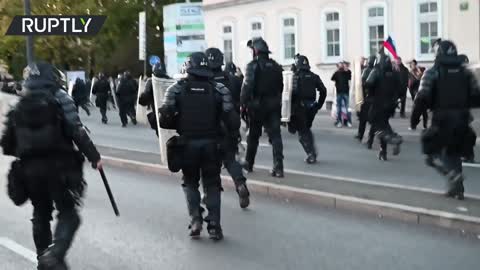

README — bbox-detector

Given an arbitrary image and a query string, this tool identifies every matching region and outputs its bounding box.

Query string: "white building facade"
[203,0,480,92]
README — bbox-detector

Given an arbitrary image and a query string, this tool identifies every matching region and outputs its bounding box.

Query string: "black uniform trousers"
[22,156,84,259]
[95,94,108,122]
[358,100,373,142]
[222,137,246,187]
[369,107,394,153]
[410,86,428,128]
[118,96,137,125]
[182,139,222,224]
[246,107,284,170]
[290,102,317,157]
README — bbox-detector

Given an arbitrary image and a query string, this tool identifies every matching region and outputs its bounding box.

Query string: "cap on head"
[294,54,310,71]
[205,47,224,69]
[183,52,214,78]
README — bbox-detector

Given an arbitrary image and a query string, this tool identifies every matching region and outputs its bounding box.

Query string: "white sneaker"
[347,122,353,128]
[336,122,343,128]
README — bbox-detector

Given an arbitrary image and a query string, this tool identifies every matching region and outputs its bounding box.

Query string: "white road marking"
[241,141,270,147]
[463,162,480,169]
[0,237,37,264]
[456,207,469,213]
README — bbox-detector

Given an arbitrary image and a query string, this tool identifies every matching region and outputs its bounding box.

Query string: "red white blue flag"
[383,36,398,60]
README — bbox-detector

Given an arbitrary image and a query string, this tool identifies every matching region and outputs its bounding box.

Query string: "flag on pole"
[383,36,398,60]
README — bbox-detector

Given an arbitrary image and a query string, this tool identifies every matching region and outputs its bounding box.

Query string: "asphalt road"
[80,107,480,196]
[0,157,479,270]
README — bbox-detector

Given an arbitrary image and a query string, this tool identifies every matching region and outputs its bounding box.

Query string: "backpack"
[14,89,65,157]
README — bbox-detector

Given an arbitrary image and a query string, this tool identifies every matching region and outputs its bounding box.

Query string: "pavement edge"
[102,156,480,234]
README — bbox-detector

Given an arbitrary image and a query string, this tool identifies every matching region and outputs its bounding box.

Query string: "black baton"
[99,168,120,216]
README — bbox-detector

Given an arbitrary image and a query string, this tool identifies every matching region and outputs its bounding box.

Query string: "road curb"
[102,156,480,234]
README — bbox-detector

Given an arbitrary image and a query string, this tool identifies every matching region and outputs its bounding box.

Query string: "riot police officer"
[1,62,102,270]
[92,73,111,124]
[72,78,90,116]
[356,56,376,146]
[116,71,138,127]
[206,47,250,208]
[365,54,403,161]
[288,54,327,164]
[240,37,285,177]
[139,61,171,136]
[411,40,480,200]
[159,52,240,240]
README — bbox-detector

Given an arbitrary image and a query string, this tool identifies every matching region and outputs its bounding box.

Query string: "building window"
[221,23,234,63]
[324,11,341,58]
[366,6,385,56]
[417,1,440,57]
[250,18,264,38]
[282,16,297,61]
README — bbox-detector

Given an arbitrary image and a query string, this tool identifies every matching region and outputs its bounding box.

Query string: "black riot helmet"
[152,61,167,78]
[23,61,67,90]
[376,53,393,72]
[224,62,237,75]
[367,55,376,68]
[294,54,310,71]
[205,47,224,69]
[183,52,214,78]
[247,37,271,54]
[435,39,458,58]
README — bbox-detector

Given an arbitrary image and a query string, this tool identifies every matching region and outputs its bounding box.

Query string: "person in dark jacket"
[355,55,376,145]
[395,57,409,118]
[159,52,240,240]
[71,78,90,116]
[289,54,327,164]
[240,38,285,178]
[1,62,102,270]
[365,53,403,161]
[409,59,428,128]
[411,40,480,200]
[331,62,352,127]
[139,61,171,136]
[92,73,111,124]
[205,47,250,209]
[116,71,138,127]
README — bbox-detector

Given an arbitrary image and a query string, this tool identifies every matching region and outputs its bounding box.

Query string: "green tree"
[0,0,178,79]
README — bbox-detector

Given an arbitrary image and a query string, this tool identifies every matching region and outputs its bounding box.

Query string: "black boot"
[188,217,203,239]
[305,154,317,164]
[378,150,387,161]
[445,172,465,200]
[37,248,69,270]
[270,163,284,178]
[242,160,253,172]
[207,221,224,241]
[183,185,203,237]
[236,183,250,209]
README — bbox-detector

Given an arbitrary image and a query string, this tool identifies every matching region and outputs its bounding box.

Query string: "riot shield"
[152,75,177,164]
[109,77,118,109]
[135,76,148,125]
[281,70,293,123]
[89,77,97,103]
[353,59,364,113]
[67,80,74,97]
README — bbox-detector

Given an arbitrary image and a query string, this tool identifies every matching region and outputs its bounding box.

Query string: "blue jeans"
[336,93,351,124]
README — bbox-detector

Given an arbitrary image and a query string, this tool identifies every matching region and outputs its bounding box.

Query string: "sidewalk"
[98,145,480,234]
